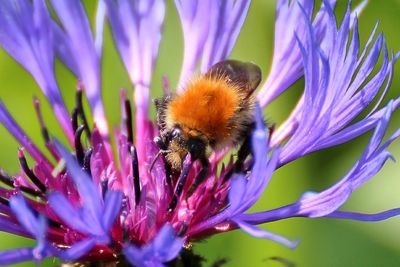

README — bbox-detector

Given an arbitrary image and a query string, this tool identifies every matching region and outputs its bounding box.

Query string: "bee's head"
[155,127,207,170]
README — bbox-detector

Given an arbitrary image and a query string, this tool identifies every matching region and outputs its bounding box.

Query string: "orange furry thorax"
[166,76,243,145]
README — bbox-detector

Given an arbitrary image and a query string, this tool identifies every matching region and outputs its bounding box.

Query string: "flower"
[0,0,399,266]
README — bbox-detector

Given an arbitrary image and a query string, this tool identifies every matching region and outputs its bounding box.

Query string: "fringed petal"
[0,0,73,141]
[273,1,397,165]
[104,0,165,159]
[123,223,183,267]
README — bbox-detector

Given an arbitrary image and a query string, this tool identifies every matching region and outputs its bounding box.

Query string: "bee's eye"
[170,128,181,139]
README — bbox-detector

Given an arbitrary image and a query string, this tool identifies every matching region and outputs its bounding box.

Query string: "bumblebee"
[154,60,262,211]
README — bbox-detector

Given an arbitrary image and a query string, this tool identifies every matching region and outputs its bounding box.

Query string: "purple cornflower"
[0,0,399,266]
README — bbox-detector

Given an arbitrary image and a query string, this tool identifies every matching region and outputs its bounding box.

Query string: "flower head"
[0,0,399,266]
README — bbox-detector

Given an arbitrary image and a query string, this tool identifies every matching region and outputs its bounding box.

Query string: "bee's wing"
[206,60,262,94]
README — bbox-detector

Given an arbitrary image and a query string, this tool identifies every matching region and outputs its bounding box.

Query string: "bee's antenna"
[149,150,162,172]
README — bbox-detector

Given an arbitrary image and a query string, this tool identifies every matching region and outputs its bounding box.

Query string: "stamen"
[149,151,162,172]
[101,179,108,199]
[121,89,133,144]
[33,97,50,144]
[178,222,189,237]
[0,170,43,198]
[130,146,141,205]
[76,82,91,138]
[74,125,85,166]
[83,148,93,176]
[71,107,79,134]
[168,154,193,212]
[124,99,133,145]
[18,149,46,193]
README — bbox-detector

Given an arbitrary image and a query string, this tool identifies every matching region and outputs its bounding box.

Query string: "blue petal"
[54,140,103,230]
[326,209,400,221]
[101,191,123,231]
[123,223,183,267]
[47,192,92,235]
[60,237,97,261]
[49,0,107,136]
[123,245,145,267]
[233,219,299,249]
[151,224,184,262]
[0,248,34,265]
[9,195,43,239]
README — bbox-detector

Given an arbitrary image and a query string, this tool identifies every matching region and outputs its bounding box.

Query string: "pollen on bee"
[166,76,242,144]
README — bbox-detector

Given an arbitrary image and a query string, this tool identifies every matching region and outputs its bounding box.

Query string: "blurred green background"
[1,0,400,266]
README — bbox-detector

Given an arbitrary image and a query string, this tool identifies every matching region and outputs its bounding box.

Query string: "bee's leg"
[234,134,252,173]
[186,156,209,197]
[168,156,193,212]
[223,134,252,182]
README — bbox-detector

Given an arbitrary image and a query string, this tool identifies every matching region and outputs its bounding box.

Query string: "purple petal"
[49,0,108,137]
[200,0,251,72]
[0,248,35,265]
[0,0,73,141]
[101,191,123,231]
[54,140,103,229]
[60,237,97,261]
[104,0,165,159]
[175,0,212,88]
[151,224,184,262]
[0,101,52,169]
[95,0,107,57]
[326,209,400,222]
[47,192,92,235]
[233,219,299,249]
[0,215,30,237]
[228,174,247,212]
[123,223,183,267]
[9,194,45,238]
[123,245,145,267]
[275,2,397,165]
[241,114,399,224]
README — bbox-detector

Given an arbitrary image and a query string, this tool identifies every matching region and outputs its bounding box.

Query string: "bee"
[154,60,262,211]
